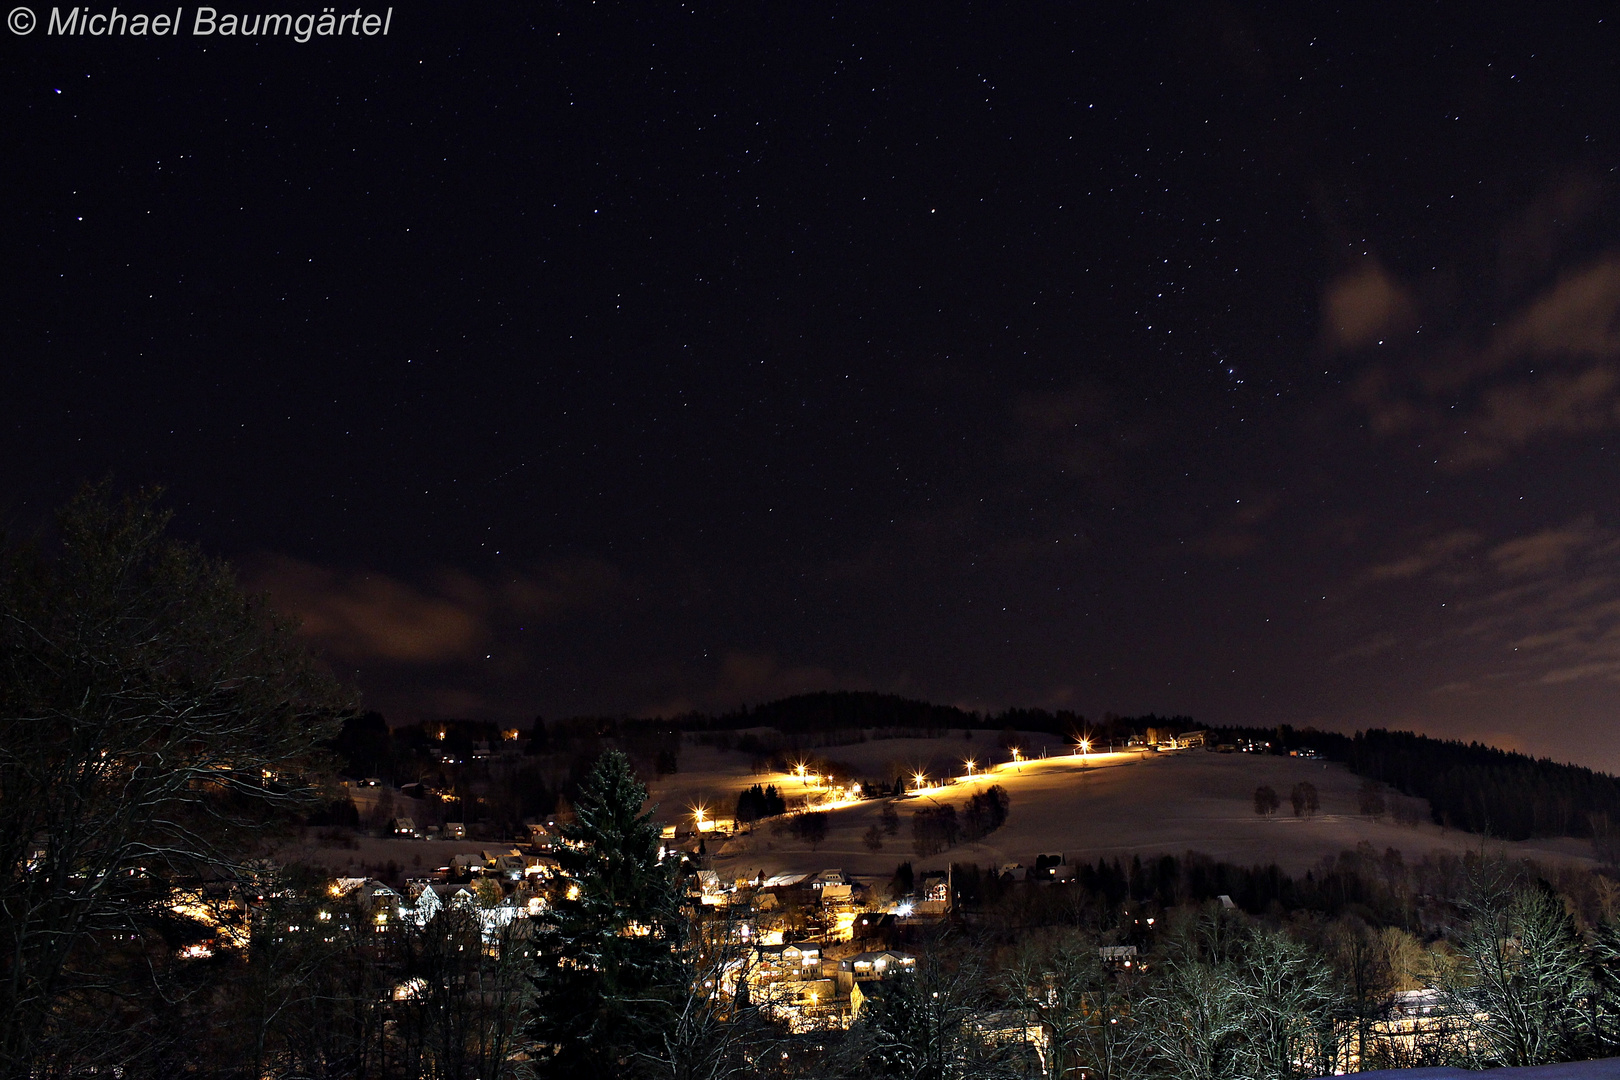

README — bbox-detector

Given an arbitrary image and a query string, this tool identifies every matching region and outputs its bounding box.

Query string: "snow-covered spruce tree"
[528,749,687,1078]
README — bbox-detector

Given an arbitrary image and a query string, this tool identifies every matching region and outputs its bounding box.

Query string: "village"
[152,723,1502,1059]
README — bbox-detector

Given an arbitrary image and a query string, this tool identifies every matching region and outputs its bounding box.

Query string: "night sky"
[8,5,1620,768]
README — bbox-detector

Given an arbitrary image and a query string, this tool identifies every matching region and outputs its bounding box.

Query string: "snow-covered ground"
[645,733,1597,879]
[1322,1058,1620,1078]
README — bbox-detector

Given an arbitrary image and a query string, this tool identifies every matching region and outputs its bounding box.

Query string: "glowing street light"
[1010,747,1022,764]
[963,760,976,778]
[1077,738,1092,756]
[913,772,928,791]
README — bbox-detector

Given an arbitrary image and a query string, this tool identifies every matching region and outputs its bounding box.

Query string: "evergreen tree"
[528,750,686,1077]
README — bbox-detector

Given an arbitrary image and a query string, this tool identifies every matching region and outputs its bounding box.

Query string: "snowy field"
[644,733,1597,879]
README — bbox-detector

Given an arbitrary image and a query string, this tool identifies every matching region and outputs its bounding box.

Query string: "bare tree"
[1002,928,1150,1080]
[1140,952,1253,1080]
[1142,906,1342,1080]
[845,944,1023,1079]
[793,811,829,851]
[1324,915,1397,1069]
[0,486,349,1078]
[1357,779,1388,819]
[387,900,534,1080]
[1253,786,1280,817]
[634,915,786,1080]
[1443,883,1596,1067]
[1241,925,1346,1079]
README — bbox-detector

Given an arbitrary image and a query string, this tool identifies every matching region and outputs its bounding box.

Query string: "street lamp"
[913,772,928,791]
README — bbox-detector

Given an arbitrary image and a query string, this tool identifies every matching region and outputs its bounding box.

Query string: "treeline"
[320,712,687,836]
[735,783,788,822]
[913,786,1011,856]
[1217,724,1620,841]
[674,690,1190,744]
[946,843,1574,933]
[1346,729,1620,839]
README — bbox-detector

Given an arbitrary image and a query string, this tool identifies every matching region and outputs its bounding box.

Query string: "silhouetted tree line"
[1216,724,1620,840]
[912,785,1011,856]
[949,846,1440,930]
[735,783,789,822]
[962,785,1011,841]
[670,690,1192,746]
[912,805,959,855]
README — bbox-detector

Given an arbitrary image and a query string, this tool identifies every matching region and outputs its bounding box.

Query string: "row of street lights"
[685,739,1108,832]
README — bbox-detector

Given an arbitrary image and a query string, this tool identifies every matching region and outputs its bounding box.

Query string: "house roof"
[755,942,821,957]
[760,873,809,889]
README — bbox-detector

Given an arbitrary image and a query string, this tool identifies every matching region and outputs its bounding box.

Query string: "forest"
[1216,724,1620,841]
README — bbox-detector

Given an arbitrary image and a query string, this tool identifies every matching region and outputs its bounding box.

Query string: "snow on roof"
[760,873,809,889]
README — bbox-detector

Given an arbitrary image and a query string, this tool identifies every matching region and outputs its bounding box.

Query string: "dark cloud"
[500,557,629,619]
[1349,245,1620,469]
[245,554,628,666]
[1321,260,1416,353]
[1190,494,1281,560]
[247,555,488,664]
[1496,174,1609,294]
[1361,530,1483,584]
[1356,519,1620,691]
[1009,384,1160,484]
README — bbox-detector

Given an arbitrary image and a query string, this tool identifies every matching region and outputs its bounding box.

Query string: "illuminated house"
[1097,945,1138,968]
[695,870,731,905]
[752,941,823,983]
[840,949,916,981]
[913,872,951,914]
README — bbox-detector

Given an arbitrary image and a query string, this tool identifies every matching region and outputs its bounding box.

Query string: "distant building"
[852,911,897,944]
[841,949,915,981]
[1034,853,1066,880]
[1098,945,1138,968]
[753,942,823,984]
